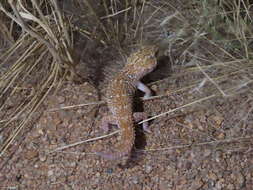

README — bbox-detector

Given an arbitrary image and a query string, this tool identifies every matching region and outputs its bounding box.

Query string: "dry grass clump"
[0,0,81,156]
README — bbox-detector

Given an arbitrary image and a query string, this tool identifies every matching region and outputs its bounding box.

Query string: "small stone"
[185,162,192,170]
[212,115,224,126]
[132,176,138,184]
[39,152,47,162]
[216,178,225,189]
[25,150,38,160]
[217,132,225,139]
[209,172,217,181]
[227,183,235,190]
[203,149,212,157]
[48,170,54,176]
[234,172,245,188]
[190,178,203,189]
[52,116,62,126]
[57,96,65,103]
[215,151,223,162]
[106,168,113,174]
[69,162,76,167]
[38,129,44,135]
[151,84,158,91]
[145,165,152,173]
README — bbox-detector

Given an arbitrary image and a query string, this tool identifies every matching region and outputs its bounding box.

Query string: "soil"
[1,1,253,189]
[1,61,253,189]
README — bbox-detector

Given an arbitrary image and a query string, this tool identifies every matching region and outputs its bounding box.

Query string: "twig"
[47,101,105,112]
[49,130,120,153]
[140,136,253,152]
[100,6,132,19]
[196,62,227,96]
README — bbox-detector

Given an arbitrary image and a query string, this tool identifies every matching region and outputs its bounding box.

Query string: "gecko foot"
[100,112,150,133]
[137,81,152,100]
[100,115,116,133]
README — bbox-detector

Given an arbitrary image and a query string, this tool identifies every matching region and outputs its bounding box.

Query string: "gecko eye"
[147,55,155,59]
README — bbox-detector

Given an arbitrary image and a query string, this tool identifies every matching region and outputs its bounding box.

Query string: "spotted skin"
[96,45,158,160]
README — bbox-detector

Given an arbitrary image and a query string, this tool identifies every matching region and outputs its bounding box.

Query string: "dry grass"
[0,0,253,157]
[0,0,80,156]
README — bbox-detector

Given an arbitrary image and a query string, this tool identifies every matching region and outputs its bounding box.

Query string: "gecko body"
[96,45,158,160]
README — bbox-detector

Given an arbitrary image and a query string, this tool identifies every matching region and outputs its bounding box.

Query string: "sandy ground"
[1,61,253,189]
[1,1,253,189]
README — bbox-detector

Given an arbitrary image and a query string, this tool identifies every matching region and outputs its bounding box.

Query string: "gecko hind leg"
[100,115,117,133]
[100,113,150,133]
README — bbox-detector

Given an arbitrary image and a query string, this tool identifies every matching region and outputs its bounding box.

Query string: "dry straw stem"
[47,100,105,112]
[0,20,14,44]
[49,130,120,153]
[100,6,132,19]
[195,62,227,97]
[83,0,109,40]
[71,23,107,45]
[142,135,253,153]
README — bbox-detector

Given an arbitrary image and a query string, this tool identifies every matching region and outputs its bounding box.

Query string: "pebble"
[234,172,245,188]
[208,172,217,181]
[145,165,152,173]
[39,152,47,162]
[25,150,38,160]
[204,149,212,157]
[57,96,65,103]
[227,183,235,190]
[216,178,225,189]
[48,170,54,176]
[106,168,113,174]
[190,178,203,189]
[132,176,139,184]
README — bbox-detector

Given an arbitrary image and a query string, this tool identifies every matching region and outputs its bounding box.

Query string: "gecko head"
[126,45,159,80]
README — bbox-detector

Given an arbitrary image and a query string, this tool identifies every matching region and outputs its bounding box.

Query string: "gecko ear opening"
[154,47,160,57]
[155,50,159,57]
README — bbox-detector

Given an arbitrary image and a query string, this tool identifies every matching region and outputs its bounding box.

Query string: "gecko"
[96,45,158,160]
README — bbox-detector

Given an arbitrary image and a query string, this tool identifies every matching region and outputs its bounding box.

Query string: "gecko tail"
[95,138,134,160]
[95,122,135,160]
[95,149,130,160]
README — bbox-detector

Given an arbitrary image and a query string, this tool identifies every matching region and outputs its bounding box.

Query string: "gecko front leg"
[137,81,152,99]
